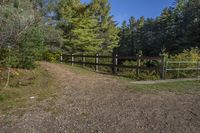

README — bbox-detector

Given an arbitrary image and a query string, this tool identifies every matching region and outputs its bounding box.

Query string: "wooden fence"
[61,54,165,79]
[165,61,200,78]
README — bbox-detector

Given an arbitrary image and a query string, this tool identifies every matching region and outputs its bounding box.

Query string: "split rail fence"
[61,54,165,79]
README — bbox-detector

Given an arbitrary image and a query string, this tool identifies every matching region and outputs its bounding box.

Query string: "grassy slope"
[0,64,57,114]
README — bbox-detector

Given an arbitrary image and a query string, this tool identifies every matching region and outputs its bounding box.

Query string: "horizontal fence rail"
[166,61,200,71]
[165,61,200,78]
[61,53,165,79]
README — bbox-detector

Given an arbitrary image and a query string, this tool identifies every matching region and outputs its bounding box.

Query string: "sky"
[81,0,175,25]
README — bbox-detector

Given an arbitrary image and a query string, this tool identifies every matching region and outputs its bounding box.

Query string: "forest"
[0,0,200,69]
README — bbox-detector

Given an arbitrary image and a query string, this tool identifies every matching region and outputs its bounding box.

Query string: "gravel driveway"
[1,62,200,133]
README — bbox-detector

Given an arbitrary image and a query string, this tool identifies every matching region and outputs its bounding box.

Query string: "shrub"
[121,60,160,80]
[169,47,200,61]
[43,50,61,62]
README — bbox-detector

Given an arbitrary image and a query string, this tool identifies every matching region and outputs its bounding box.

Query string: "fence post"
[60,54,63,64]
[160,55,165,79]
[95,53,99,72]
[136,54,141,77]
[197,61,200,78]
[114,54,118,74]
[112,53,118,74]
[177,61,181,79]
[82,54,86,67]
[71,54,74,66]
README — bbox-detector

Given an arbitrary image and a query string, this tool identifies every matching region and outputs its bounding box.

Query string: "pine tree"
[58,0,104,53]
[128,16,137,55]
[68,15,103,53]
[90,0,119,53]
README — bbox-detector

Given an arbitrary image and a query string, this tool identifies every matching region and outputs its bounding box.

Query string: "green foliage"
[123,60,137,66]
[43,25,63,49]
[58,0,103,53]
[58,0,119,53]
[90,0,119,53]
[0,0,57,69]
[117,0,200,56]
[67,16,103,52]
[43,50,61,62]
[13,0,19,8]
[166,48,200,78]
[19,26,45,59]
[169,47,200,61]
[121,60,160,80]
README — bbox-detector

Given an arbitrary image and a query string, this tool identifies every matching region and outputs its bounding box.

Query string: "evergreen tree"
[117,0,200,56]
[67,14,103,52]
[90,0,119,53]
[58,0,104,53]
[117,21,128,55]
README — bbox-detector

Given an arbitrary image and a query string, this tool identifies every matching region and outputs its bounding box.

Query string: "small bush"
[120,60,160,80]
[169,48,200,61]
[43,50,61,62]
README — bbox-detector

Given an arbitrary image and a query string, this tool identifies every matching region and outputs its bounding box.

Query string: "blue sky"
[81,0,174,25]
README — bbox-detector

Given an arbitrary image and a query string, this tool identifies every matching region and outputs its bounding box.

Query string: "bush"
[169,47,200,61]
[120,60,160,80]
[0,26,46,69]
[43,50,61,62]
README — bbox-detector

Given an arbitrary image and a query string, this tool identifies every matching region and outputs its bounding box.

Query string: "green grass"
[0,64,57,114]
[124,80,200,92]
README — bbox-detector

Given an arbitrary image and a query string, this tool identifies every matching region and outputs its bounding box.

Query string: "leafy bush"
[169,48,200,61]
[43,50,62,62]
[120,60,160,80]
[0,2,46,69]
[123,60,137,66]
[17,26,45,69]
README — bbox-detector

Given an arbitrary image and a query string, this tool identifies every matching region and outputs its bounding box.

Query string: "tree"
[58,0,104,53]
[117,0,200,56]
[66,15,103,52]
[0,0,45,68]
[90,0,119,53]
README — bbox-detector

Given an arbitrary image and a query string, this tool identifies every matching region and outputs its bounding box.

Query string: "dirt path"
[1,62,200,133]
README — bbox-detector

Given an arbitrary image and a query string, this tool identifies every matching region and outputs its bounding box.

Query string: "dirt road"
[1,62,200,133]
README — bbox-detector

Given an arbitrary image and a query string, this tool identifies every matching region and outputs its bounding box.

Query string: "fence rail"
[61,53,165,79]
[165,61,200,78]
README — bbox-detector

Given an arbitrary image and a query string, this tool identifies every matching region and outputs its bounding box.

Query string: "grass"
[0,64,57,114]
[123,79,200,93]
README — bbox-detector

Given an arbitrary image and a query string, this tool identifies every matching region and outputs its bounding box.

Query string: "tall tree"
[58,0,104,53]
[90,0,119,53]
[117,0,200,56]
